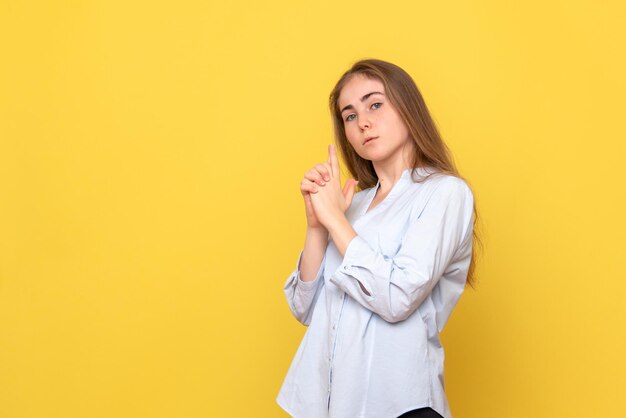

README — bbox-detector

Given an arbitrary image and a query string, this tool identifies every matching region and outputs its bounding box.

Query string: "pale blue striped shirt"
[277,166,475,418]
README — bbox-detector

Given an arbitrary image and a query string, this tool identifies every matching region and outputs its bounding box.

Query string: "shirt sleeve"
[283,249,326,326]
[329,177,474,323]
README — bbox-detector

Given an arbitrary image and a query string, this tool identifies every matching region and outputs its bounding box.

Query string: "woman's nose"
[358,116,371,130]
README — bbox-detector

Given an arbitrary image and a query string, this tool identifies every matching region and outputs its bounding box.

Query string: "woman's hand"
[300,144,358,230]
[300,164,328,229]
[308,144,358,229]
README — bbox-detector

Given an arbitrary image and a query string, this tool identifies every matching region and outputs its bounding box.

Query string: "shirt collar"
[374,167,421,189]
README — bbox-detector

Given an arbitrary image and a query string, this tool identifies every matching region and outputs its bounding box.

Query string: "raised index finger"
[328,143,340,179]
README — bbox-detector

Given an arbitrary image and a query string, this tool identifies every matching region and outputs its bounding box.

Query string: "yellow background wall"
[1,1,624,417]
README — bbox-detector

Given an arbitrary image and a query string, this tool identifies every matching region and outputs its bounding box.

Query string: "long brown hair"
[328,58,482,288]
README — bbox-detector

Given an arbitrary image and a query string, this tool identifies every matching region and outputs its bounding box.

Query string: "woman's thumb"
[343,178,359,204]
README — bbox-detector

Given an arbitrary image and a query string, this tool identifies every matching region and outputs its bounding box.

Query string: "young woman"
[276,59,481,418]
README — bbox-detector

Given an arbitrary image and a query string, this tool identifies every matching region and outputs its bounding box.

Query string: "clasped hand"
[300,144,359,230]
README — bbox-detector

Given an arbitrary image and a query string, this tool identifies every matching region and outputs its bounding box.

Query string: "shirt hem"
[394,401,447,418]
[276,394,296,418]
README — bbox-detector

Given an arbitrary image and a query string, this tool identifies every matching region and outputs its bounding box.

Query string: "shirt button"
[332,324,336,330]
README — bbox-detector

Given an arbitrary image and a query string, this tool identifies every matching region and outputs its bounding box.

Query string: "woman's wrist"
[306,225,329,236]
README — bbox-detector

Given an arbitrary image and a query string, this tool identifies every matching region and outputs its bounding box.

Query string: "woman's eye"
[344,103,382,122]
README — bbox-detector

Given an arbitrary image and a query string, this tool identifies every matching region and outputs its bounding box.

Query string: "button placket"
[327,293,347,412]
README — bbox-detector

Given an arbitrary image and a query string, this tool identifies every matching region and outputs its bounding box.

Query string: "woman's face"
[338,74,411,163]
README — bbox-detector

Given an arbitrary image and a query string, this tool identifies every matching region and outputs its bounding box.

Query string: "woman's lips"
[364,136,378,145]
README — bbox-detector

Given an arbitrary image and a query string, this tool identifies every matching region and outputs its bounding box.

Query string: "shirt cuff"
[329,235,373,288]
[293,249,325,290]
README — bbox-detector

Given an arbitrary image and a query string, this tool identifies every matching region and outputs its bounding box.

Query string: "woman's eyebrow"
[340,91,384,114]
